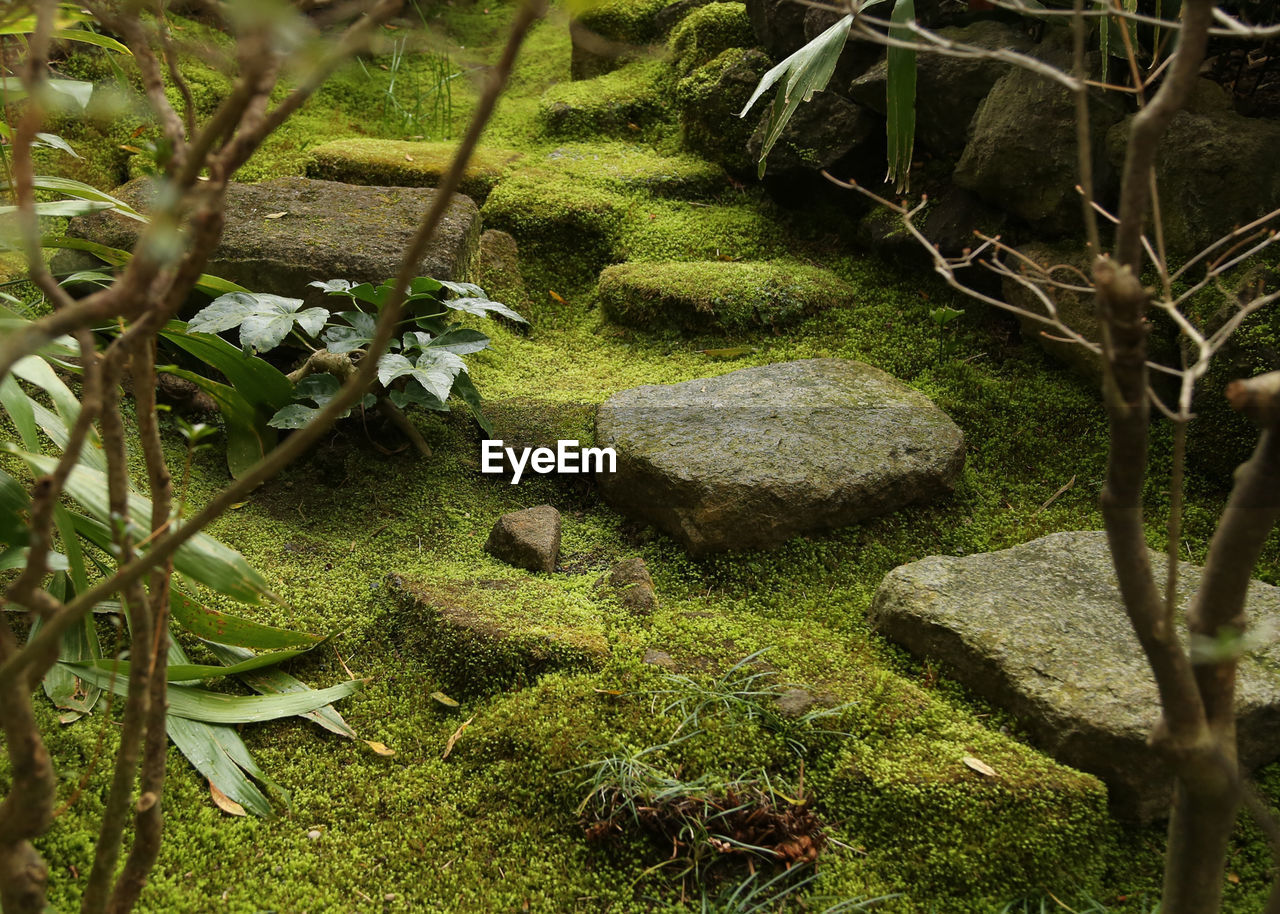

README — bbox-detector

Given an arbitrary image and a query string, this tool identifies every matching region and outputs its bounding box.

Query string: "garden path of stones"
[63,123,1280,826]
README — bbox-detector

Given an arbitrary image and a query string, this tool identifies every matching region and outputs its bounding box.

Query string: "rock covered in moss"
[1107,79,1280,258]
[384,575,608,695]
[485,505,562,573]
[675,47,772,174]
[58,176,480,294]
[954,47,1123,235]
[481,173,628,281]
[596,358,966,555]
[538,145,727,199]
[596,556,659,614]
[571,0,683,78]
[746,91,878,177]
[668,2,755,78]
[478,229,529,315]
[871,530,1280,822]
[305,139,521,202]
[598,259,853,333]
[538,60,669,138]
[850,20,1034,158]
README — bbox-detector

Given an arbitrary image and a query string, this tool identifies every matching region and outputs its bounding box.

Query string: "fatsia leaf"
[377,349,466,401]
[268,403,321,429]
[322,311,378,354]
[190,292,327,352]
[739,14,852,178]
[425,328,491,355]
[309,279,353,294]
[885,0,917,192]
[67,663,364,724]
[442,295,527,324]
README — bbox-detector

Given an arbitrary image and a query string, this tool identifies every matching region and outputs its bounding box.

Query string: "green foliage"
[185,275,526,442]
[667,2,755,79]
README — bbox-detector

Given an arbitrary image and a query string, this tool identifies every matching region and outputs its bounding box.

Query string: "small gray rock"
[775,687,818,718]
[871,530,1280,822]
[484,505,562,573]
[596,359,965,555]
[643,647,677,669]
[597,556,659,615]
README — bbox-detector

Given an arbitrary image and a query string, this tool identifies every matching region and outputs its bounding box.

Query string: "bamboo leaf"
[166,717,276,817]
[71,644,313,682]
[13,452,273,604]
[160,366,277,479]
[170,585,324,651]
[65,664,363,724]
[886,0,916,192]
[159,321,293,411]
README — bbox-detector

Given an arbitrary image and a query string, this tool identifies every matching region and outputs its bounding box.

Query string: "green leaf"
[67,664,364,724]
[322,311,378,354]
[189,292,327,352]
[206,642,360,739]
[0,374,39,449]
[15,452,273,604]
[159,366,277,479]
[34,132,80,158]
[159,321,294,411]
[52,26,132,56]
[170,584,324,651]
[32,573,102,721]
[377,349,465,401]
[886,0,917,193]
[308,279,353,294]
[451,372,492,436]
[0,199,115,218]
[442,295,527,324]
[426,328,491,355]
[739,14,852,179]
[165,716,278,817]
[267,403,322,430]
[71,645,314,682]
[28,176,146,222]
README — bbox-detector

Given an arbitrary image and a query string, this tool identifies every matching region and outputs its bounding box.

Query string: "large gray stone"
[56,176,480,296]
[871,530,1280,822]
[595,358,965,555]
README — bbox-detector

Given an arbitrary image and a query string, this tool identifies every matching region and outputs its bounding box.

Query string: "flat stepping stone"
[595,358,965,554]
[598,259,854,333]
[58,176,480,295]
[538,60,668,138]
[871,530,1280,822]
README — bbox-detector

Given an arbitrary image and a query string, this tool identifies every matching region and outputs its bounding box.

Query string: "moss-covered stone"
[537,60,669,139]
[675,46,771,174]
[598,259,854,333]
[571,0,683,78]
[384,574,609,696]
[480,173,630,282]
[478,229,530,313]
[817,722,1110,907]
[532,143,728,198]
[621,198,788,262]
[668,1,755,78]
[306,139,522,202]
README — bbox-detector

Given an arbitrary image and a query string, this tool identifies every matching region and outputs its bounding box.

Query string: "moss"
[382,574,610,696]
[306,139,522,202]
[526,143,728,198]
[674,46,771,174]
[598,259,855,333]
[667,2,755,79]
[620,197,788,262]
[575,0,685,47]
[537,60,670,139]
[480,173,631,283]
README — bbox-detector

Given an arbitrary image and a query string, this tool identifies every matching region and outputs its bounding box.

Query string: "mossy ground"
[7,1,1280,912]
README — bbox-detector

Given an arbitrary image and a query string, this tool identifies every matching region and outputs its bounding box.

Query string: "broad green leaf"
[52,26,132,56]
[377,349,465,401]
[189,292,327,352]
[267,403,322,430]
[159,366,276,479]
[0,199,114,218]
[739,14,852,179]
[25,176,145,222]
[322,311,378,354]
[171,584,324,651]
[33,572,102,721]
[886,0,917,192]
[309,279,353,294]
[207,642,360,739]
[442,296,527,324]
[425,328,491,355]
[72,645,313,682]
[160,321,294,411]
[387,385,449,411]
[166,716,277,817]
[67,664,363,723]
[16,452,273,604]
[451,372,492,437]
